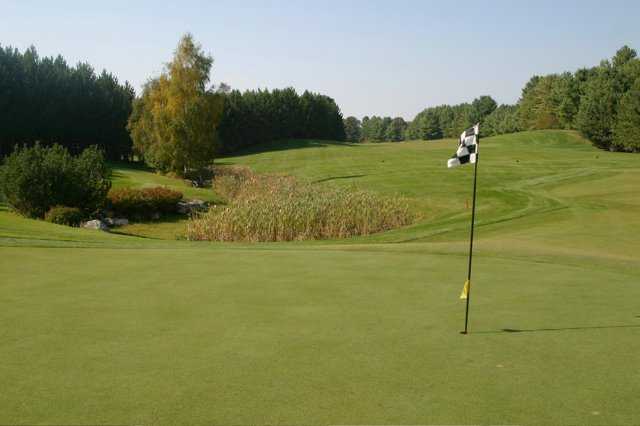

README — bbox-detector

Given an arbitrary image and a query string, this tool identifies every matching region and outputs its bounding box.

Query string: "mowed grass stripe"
[1,129,639,424]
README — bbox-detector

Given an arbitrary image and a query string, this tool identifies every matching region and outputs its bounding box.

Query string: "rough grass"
[1,130,639,425]
[107,162,221,239]
[187,169,413,241]
[110,161,221,203]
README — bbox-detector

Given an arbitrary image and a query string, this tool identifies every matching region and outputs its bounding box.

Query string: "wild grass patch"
[186,167,414,242]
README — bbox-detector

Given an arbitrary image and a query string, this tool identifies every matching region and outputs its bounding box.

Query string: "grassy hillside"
[108,163,222,239]
[1,130,639,425]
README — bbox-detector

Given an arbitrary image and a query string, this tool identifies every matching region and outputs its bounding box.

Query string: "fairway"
[1,130,639,425]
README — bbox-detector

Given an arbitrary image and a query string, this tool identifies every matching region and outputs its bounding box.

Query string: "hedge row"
[107,187,183,219]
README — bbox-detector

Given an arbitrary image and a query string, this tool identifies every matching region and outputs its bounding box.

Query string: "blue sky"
[3,0,640,119]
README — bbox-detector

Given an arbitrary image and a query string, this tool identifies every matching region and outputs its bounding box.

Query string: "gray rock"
[104,217,129,227]
[178,199,209,215]
[82,219,108,231]
[113,218,129,226]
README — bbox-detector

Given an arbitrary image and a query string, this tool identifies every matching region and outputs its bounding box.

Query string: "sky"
[3,0,640,119]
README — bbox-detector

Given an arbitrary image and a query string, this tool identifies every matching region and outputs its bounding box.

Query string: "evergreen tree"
[553,72,580,129]
[483,105,521,136]
[576,71,618,150]
[0,43,133,160]
[612,79,640,152]
[384,117,407,142]
[470,95,497,124]
[518,75,562,130]
[216,88,345,152]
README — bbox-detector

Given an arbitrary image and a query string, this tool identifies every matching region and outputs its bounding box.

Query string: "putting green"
[1,130,638,425]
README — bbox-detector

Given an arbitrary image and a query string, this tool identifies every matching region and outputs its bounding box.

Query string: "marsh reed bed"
[186,166,413,242]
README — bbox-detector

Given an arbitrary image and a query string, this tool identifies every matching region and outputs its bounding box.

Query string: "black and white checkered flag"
[447,124,479,168]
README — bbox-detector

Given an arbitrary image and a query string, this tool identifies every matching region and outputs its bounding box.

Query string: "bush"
[107,186,183,219]
[0,144,111,218]
[188,173,414,242]
[612,82,640,152]
[44,206,84,226]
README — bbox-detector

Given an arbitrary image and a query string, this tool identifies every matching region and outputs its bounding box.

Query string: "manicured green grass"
[1,130,639,425]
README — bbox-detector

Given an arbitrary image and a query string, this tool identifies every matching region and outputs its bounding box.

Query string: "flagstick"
[462,135,479,335]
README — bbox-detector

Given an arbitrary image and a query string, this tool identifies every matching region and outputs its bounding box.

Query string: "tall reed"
[187,168,414,242]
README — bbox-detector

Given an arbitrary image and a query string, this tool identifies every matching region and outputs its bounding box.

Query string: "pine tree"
[576,72,618,150]
[612,80,640,152]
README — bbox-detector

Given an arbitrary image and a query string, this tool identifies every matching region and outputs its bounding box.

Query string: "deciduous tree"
[128,34,224,176]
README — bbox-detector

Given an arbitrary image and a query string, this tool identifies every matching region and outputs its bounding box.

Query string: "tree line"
[217,87,345,153]
[0,41,346,170]
[343,95,501,143]
[0,44,135,160]
[2,40,638,172]
[345,46,640,152]
[128,35,346,177]
[517,45,640,152]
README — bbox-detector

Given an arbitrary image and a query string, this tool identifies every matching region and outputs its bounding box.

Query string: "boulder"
[113,218,129,226]
[178,199,209,215]
[188,179,212,188]
[104,217,129,227]
[82,219,108,231]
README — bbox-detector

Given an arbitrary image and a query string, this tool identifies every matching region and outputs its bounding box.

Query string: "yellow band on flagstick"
[460,279,470,300]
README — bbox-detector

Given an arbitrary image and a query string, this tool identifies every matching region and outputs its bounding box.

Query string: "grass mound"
[187,168,413,241]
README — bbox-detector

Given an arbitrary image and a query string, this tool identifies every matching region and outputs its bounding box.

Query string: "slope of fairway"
[1,130,639,425]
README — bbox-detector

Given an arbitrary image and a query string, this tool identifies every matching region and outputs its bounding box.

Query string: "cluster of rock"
[177,199,208,215]
[82,217,129,230]
[81,199,208,231]
[104,217,129,227]
[187,178,212,188]
[81,219,110,230]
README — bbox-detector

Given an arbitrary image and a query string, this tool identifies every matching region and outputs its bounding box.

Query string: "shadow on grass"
[313,174,366,184]
[107,213,190,240]
[222,139,359,158]
[107,229,158,239]
[473,324,640,334]
[108,161,152,172]
[125,213,187,225]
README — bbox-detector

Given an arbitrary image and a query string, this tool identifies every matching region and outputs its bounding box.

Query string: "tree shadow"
[313,174,366,184]
[473,324,640,334]
[108,161,151,172]
[223,139,358,158]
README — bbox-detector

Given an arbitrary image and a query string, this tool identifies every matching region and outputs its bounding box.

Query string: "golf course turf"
[1,130,639,424]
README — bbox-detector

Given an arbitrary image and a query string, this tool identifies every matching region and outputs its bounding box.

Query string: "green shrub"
[44,206,84,226]
[612,82,640,152]
[0,144,111,218]
[108,186,183,219]
[188,173,414,242]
